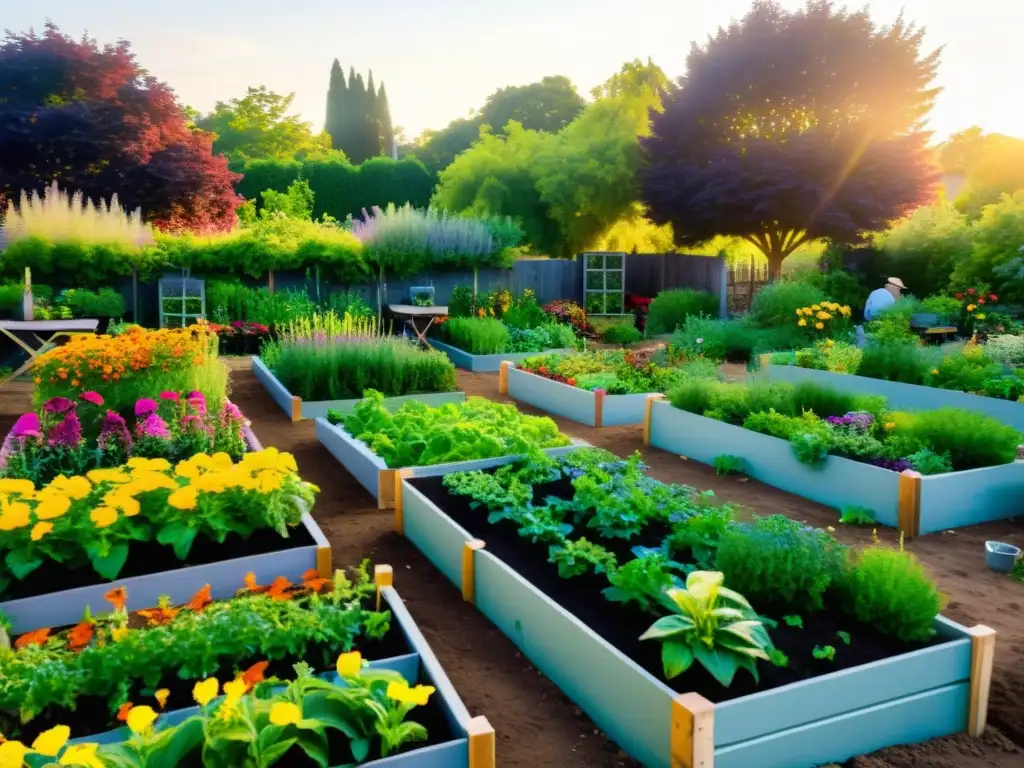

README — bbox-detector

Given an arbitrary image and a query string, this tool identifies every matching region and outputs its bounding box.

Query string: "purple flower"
[79,391,104,406]
[135,398,159,417]
[48,411,82,447]
[43,397,76,415]
[137,413,171,439]
[159,391,180,402]
[11,412,41,438]
[98,411,133,453]
[871,457,912,473]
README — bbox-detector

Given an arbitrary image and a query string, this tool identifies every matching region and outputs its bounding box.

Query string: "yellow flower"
[811,304,822,311]
[0,740,29,765]
[815,322,824,330]
[31,521,54,541]
[825,339,835,347]
[127,705,158,734]
[0,479,35,496]
[34,493,71,520]
[155,688,170,709]
[210,452,234,471]
[839,305,851,316]
[976,313,986,320]
[268,702,302,726]
[816,311,831,320]
[884,422,896,431]
[0,499,31,531]
[105,491,140,517]
[127,457,171,472]
[193,677,219,706]
[931,368,939,375]
[336,651,363,677]
[59,743,104,767]
[797,319,807,327]
[168,486,199,511]
[111,626,129,642]
[86,468,131,485]
[223,678,246,706]
[90,506,119,528]
[257,471,283,493]
[386,681,435,707]
[966,304,976,312]
[126,471,177,493]
[795,308,804,316]
[31,724,70,756]
[175,461,202,481]
[51,475,92,501]
[192,472,228,493]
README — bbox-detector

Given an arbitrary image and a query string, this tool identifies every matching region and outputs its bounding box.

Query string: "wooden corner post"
[374,564,394,612]
[672,693,715,768]
[467,715,496,768]
[462,539,486,603]
[897,470,922,539]
[498,360,511,394]
[394,469,413,535]
[316,545,332,580]
[593,388,606,428]
[289,396,302,422]
[967,625,996,737]
[758,352,773,372]
[643,393,665,446]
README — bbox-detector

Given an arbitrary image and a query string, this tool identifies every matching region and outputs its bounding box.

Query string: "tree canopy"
[195,86,336,163]
[324,61,395,164]
[412,76,587,176]
[939,127,1024,219]
[641,0,942,278]
[0,23,240,233]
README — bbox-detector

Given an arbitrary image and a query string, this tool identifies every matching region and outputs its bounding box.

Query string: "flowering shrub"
[209,320,273,355]
[544,299,593,335]
[0,565,389,735]
[32,323,226,415]
[521,350,718,395]
[1,391,248,486]
[794,301,853,337]
[0,448,317,590]
[955,286,1000,335]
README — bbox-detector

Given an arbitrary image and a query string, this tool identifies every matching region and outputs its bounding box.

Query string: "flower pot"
[984,540,1021,573]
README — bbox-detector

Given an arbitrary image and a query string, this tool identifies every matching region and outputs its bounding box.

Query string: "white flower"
[696,338,704,344]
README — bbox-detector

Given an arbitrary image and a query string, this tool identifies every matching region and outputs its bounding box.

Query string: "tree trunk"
[767,251,785,281]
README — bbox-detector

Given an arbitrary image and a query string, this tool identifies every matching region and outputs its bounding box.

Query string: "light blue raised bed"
[251,356,465,421]
[316,416,585,509]
[396,467,996,768]
[502,363,654,427]
[645,397,1024,536]
[428,339,573,373]
[68,571,496,768]
[763,362,1024,432]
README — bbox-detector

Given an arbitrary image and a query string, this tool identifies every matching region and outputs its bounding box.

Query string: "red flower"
[955,293,963,300]
[978,298,986,304]
[967,288,975,294]
[990,294,998,301]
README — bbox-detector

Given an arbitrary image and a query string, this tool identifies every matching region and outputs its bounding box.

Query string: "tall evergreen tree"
[365,71,384,158]
[377,82,395,158]
[348,71,367,163]
[324,59,348,151]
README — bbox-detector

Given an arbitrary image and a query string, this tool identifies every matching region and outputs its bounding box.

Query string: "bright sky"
[9,1,1023,143]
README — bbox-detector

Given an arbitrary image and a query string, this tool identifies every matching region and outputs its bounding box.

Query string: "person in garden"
[863,277,907,321]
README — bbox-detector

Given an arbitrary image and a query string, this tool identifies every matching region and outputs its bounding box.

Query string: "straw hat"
[887,277,907,290]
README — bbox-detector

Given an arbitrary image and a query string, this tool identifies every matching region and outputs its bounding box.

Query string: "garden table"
[0,319,99,385]
[388,304,448,347]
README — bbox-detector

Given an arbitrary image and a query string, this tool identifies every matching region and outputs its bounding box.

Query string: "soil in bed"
[0,524,317,602]
[4,597,417,742]
[409,472,944,704]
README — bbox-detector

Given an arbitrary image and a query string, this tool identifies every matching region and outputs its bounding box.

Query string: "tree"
[939,127,1024,218]
[365,72,384,159]
[377,83,395,157]
[325,59,348,152]
[323,65,394,165]
[0,23,239,232]
[640,0,942,280]
[196,86,334,163]
[412,76,586,175]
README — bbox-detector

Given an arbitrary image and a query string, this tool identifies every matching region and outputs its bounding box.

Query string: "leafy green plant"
[750,280,826,329]
[812,645,836,661]
[838,506,876,525]
[836,630,851,645]
[712,455,745,476]
[603,551,686,615]
[639,571,773,686]
[895,407,1020,471]
[646,289,719,335]
[906,448,953,476]
[336,392,570,468]
[442,317,509,355]
[442,470,532,511]
[782,614,803,628]
[548,538,618,578]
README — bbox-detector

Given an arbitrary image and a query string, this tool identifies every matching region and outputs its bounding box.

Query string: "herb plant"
[712,455,745,476]
[548,538,618,579]
[812,645,836,661]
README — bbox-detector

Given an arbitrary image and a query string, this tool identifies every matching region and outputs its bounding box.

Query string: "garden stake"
[897,470,922,538]
[672,693,714,768]
[462,540,486,603]
[467,715,496,768]
[968,625,996,736]
[374,564,393,612]
[394,468,414,535]
[499,360,511,394]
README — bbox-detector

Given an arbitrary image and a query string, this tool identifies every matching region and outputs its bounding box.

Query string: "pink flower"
[135,398,159,417]
[79,391,104,406]
[159,392,180,402]
[137,413,171,439]
[11,412,41,438]
[220,401,244,425]
[43,397,76,414]
[98,412,132,453]
[48,411,82,447]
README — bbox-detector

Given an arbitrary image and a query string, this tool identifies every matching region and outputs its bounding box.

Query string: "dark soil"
[0,524,316,601]
[409,472,942,703]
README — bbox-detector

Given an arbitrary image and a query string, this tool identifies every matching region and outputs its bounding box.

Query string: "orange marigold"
[67,621,95,652]
[104,586,127,613]
[265,577,293,601]
[137,606,179,626]
[243,572,267,593]
[116,702,133,722]
[14,627,51,649]
[301,568,330,593]
[187,584,213,613]
[241,660,269,692]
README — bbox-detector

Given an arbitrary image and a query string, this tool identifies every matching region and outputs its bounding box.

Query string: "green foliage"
[236,156,435,223]
[443,470,532,511]
[838,505,876,525]
[671,316,806,364]
[522,348,717,395]
[54,287,126,318]
[260,179,315,220]
[548,538,618,578]
[750,280,827,328]
[714,516,848,614]
[985,335,1024,366]
[895,407,1020,471]
[590,316,643,344]
[639,570,773,686]
[646,289,719,335]
[874,202,971,298]
[443,317,510,355]
[837,544,946,642]
[336,392,570,468]
[812,645,836,661]
[712,455,745,476]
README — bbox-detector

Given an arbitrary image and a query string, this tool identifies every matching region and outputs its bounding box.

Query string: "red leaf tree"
[0,23,239,232]
[640,1,942,280]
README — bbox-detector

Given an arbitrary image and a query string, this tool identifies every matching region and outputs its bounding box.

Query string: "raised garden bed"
[762,359,1024,432]
[317,396,581,508]
[643,395,1024,536]
[428,338,573,372]
[394,451,995,768]
[41,567,494,767]
[252,355,466,421]
[501,362,655,427]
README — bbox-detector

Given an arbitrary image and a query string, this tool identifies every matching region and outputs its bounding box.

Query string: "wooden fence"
[726,263,771,313]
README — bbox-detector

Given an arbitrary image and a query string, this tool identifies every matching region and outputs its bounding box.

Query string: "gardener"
[863,277,907,321]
